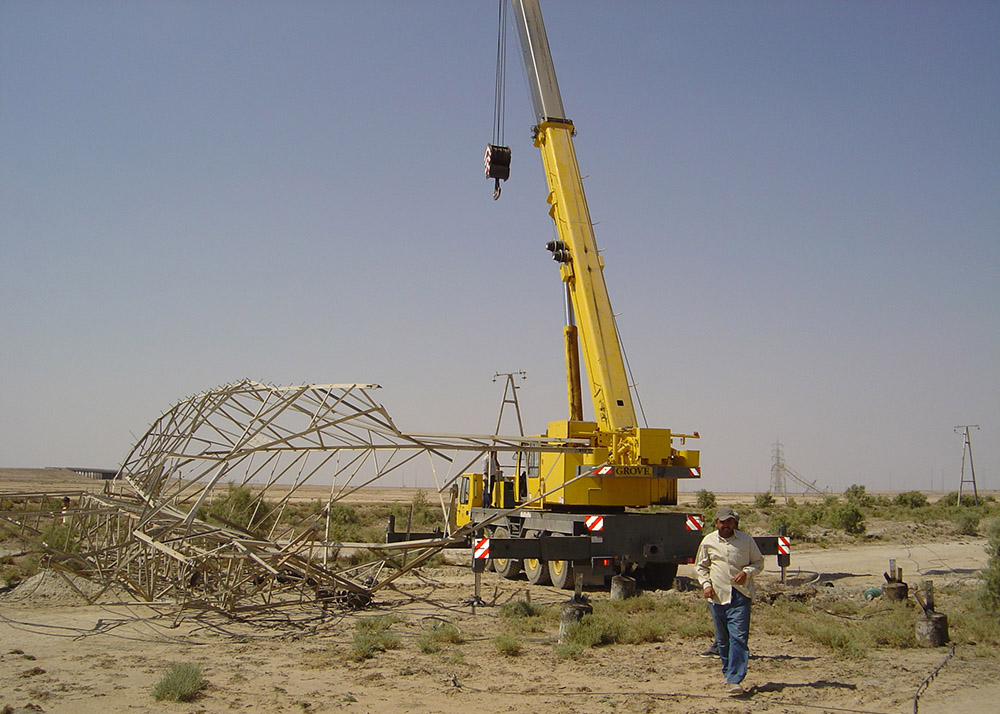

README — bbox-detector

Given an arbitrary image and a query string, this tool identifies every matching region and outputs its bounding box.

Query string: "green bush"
[696,489,717,511]
[979,518,1000,618]
[956,510,980,536]
[893,491,929,509]
[200,485,276,535]
[389,490,445,531]
[40,523,80,553]
[754,492,775,509]
[938,492,961,507]
[766,500,825,541]
[152,662,205,702]
[844,484,874,507]
[824,501,866,535]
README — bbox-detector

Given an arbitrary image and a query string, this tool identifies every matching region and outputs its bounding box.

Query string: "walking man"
[695,506,764,696]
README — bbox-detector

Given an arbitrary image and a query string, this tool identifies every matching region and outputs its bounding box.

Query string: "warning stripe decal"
[474,538,490,559]
[685,514,705,531]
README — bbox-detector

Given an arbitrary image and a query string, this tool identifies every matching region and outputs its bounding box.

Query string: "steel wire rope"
[913,644,955,714]
[0,610,208,645]
[492,0,507,148]
[612,311,649,428]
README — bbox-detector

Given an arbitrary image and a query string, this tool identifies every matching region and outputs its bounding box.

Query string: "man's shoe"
[699,643,719,658]
[726,683,744,696]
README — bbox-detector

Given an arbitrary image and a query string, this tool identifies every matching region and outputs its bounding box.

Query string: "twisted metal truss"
[1,379,586,617]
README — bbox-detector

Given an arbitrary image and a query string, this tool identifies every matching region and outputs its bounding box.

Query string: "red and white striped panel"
[474,537,490,559]
[685,514,705,531]
[585,515,605,532]
[777,536,791,555]
[483,146,493,177]
[596,466,613,475]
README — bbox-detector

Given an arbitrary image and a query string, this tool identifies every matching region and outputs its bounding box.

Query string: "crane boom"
[432,1,707,593]
[511,0,636,432]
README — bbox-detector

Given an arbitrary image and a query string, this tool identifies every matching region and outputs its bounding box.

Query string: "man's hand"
[703,585,715,600]
[733,570,748,586]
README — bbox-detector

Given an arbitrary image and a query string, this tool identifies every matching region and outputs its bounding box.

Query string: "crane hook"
[485,144,511,201]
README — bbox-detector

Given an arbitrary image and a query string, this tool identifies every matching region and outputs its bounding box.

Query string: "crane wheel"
[490,526,522,579]
[523,531,550,585]
[548,558,574,589]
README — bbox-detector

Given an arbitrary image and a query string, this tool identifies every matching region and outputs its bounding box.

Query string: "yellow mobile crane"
[387,0,786,589]
[450,0,703,590]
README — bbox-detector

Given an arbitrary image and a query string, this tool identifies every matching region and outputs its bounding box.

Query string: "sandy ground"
[2,469,998,713]
[1,542,996,714]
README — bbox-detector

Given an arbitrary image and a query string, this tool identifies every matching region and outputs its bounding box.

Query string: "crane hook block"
[484,144,511,200]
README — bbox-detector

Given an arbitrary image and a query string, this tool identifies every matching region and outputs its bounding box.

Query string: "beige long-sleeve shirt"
[695,529,765,605]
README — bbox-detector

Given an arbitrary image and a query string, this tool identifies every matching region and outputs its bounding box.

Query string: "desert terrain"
[2,468,998,714]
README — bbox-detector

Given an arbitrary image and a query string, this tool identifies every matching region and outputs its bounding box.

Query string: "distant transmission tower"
[493,371,527,436]
[770,440,827,497]
[955,425,980,506]
[770,441,788,496]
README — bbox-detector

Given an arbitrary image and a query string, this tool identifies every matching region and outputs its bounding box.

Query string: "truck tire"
[641,562,678,591]
[489,526,522,580]
[523,531,550,585]
[548,558,574,590]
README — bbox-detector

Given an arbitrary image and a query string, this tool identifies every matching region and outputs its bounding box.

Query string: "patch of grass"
[558,595,700,653]
[949,591,1000,652]
[40,523,80,553]
[555,640,586,659]
[755,596,923,658]
[499,598,548,619]
[493,633,523,656]
[415,634,441,654]
[979,518,1000,617]
[1,552,41,587]
[416,620,463,654]
[351,615,400,661]
[152,662,206,702]
[808,623,867,659]
[498,598,553,634]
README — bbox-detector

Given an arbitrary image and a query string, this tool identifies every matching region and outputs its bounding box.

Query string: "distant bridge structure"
[64,467,118,480]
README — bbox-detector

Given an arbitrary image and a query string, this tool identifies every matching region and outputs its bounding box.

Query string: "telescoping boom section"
[510,0,699,510]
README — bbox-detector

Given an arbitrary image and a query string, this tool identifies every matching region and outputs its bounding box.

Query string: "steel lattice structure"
[1,380,586,616]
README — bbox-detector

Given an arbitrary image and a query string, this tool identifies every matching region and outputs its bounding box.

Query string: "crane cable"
[493,0,507,149]
[485,0,511,200]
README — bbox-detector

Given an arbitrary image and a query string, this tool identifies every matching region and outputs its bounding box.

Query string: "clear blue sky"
[2,1,997,494]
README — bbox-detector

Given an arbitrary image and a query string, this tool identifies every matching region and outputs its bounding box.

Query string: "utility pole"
[954,425,980,506]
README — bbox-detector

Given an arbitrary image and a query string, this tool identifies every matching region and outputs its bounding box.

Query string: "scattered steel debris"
[0,379,584,619]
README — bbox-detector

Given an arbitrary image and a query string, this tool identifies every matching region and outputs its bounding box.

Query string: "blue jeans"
[710,588,751,684]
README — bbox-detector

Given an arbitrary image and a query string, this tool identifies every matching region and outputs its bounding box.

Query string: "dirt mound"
[1,569,120,606]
